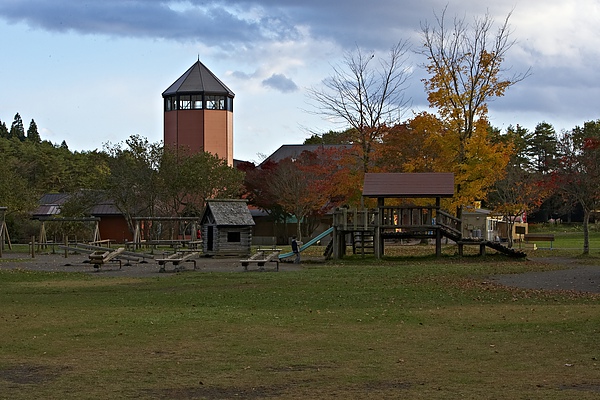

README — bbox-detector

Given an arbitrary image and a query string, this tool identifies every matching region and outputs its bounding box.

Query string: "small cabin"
[200,199,254,257]
[461,208,499,241]
[462,207,528,242]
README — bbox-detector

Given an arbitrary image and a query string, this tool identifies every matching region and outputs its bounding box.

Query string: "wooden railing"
[379,206,436,230]
[334,206,460,233]
[333,208,377,231]
[436,210,461,238]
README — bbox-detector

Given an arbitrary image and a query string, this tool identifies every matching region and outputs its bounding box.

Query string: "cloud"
[261,73,298,93]
[0,1,301,47]
[2,0,600,159]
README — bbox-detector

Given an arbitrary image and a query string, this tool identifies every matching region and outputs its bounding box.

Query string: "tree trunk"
[583,209,590,255]
[507,220,514,248]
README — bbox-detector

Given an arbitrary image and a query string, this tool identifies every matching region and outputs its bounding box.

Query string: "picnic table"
[240,249,281,271]
[156,251,200,272]
[59,243,151,268]
[89,247,126,269]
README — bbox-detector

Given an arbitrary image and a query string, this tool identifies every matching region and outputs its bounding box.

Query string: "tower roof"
[162,60,234,97]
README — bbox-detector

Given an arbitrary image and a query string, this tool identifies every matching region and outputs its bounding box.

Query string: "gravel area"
[2,252,600,293]
[493,257,600,293]
[0,251,304,277]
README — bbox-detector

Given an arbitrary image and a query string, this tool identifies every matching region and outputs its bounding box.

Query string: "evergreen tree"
[60,140,69,150]
[525,122,557,174]
[26,119,41,143]
[0,120,8,138]
[9,113,25,141]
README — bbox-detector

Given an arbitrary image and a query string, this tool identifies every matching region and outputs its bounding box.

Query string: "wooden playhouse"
[200,199,254,257]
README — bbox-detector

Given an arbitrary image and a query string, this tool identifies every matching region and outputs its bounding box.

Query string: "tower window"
[192,95,202,109]
[179,95,192,110]
[165,96,177,111]
[206,95,225,110]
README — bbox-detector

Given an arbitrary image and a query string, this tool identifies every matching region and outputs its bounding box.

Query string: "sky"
[1,0,599,164]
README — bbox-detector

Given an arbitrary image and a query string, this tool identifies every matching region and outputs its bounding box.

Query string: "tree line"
[0,132,243,242]
[1,112,42,143]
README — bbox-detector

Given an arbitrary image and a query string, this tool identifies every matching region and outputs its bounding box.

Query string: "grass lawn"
[518,225,600,258]
[0,254,599,399]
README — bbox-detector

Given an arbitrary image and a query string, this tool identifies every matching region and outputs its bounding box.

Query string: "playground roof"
[362,173,455,198]
[162,60,235,97]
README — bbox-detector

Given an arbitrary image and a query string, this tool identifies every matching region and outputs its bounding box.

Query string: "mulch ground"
[1,252,599,293]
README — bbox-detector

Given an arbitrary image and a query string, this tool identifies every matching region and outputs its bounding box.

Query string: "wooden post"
[64,235,68,258]
[435,197,442,257]
[38,221,47,251]
[333,226,340,259]
[31,236,36,258]
[376,198,384,258]
[93,221,101,243]
[0,206,11,257]
[133,221,141,250]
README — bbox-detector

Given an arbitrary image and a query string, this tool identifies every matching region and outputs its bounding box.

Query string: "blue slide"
[279,227,334,259]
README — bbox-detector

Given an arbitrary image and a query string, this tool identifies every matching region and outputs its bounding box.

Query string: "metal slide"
[279,227,334,259]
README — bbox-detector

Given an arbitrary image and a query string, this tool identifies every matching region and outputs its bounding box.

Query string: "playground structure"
[131,216,202,251]
[59,242,154,269]
[330,173,526,259]
[278,227,334,260]
[0,206,11,257]
[38,217,102,250]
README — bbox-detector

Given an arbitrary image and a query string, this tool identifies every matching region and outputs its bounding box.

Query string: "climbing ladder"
[352,231,374,255]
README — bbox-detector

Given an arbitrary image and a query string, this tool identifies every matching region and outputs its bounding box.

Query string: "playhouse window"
[227,231,241,242]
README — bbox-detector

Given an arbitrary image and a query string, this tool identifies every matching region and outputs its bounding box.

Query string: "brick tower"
[162,60,234,165]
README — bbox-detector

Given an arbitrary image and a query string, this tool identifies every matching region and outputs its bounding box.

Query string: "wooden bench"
[524,234,555,249]
[240,250,280,271]
[156,251,199,272]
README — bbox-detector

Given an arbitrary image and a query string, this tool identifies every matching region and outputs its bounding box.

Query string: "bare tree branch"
[306,40,412,172]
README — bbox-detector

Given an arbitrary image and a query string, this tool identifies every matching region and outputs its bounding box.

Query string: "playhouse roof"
[162,60,235,97]
[362,173,455,198]
[201,199,255,226]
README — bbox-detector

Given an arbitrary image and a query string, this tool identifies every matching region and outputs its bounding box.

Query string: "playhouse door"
[207,226,214,251]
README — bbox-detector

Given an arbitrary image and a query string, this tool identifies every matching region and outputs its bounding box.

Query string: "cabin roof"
[202,199,255,226]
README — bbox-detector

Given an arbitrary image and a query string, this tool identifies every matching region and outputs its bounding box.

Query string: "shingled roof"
[363,173,455,198]
[162,60,235,97]
[259,144,351,166]
[201,199,255,226]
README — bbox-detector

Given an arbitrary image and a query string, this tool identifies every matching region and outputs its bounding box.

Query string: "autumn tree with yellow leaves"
[414,7,529,213]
